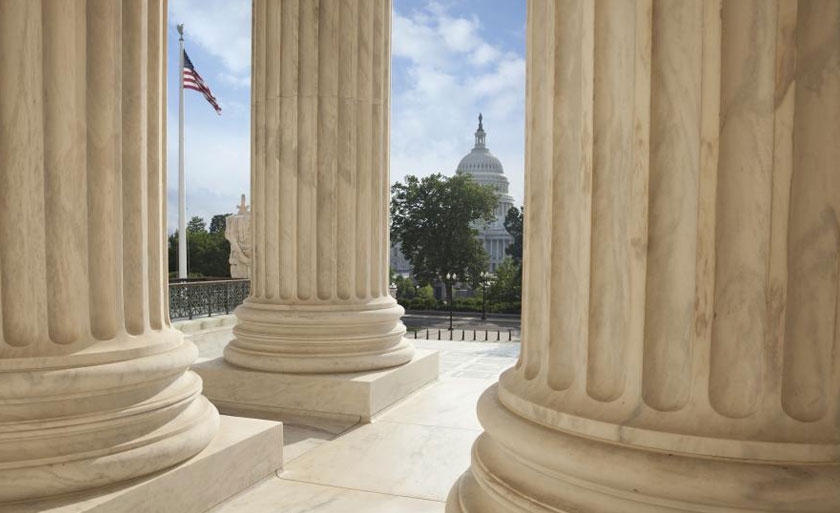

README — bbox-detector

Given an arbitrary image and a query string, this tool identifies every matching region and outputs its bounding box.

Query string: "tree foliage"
[209,214,228,235]
[393,274,417,300]
[417,284,435,300]
[504,206,523,264]
[489,257,521,303]
[390,173,497,302]
[169,214,232,278]
[187,216,207,233]
[500,206,524,309]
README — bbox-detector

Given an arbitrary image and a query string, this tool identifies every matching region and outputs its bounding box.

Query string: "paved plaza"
[183,326,519,512]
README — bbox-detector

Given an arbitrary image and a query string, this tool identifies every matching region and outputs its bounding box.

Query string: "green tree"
[168,214,232,278]
[489,257,521,303]
[390,173,497,306]
[209,213,231,235]
[187,216,206,233]
[168,231,180,276]
[501,206,524,312]
[504,206,523,264]
[393,274,416,300]
[416,284,435,301]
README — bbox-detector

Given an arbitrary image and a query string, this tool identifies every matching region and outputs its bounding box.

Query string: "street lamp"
[479,271,491,320]
[446,272,457,331]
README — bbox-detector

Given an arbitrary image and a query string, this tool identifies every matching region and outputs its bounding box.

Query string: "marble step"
[2,415,283,513]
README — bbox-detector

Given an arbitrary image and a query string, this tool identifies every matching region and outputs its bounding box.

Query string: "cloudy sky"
[166,0,526,233]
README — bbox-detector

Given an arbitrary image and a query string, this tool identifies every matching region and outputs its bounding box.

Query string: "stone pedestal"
[448,1,840,511]
[2,416,282,513]
[195,349,439,433]
[224,0,416,374]
[0,1,218,502]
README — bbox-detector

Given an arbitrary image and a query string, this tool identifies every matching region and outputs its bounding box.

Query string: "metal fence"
[169,279,250,320]
[412,328,518,342]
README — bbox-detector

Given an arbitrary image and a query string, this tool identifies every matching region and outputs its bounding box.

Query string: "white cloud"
[169,0,251,83]
[471,43,501,66]
[390,3,525,204]
[218,72,251,89]
[392,14,451,68]
[440,16,481,50]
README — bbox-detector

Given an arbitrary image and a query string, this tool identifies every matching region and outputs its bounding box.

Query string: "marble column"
[0,1,218,502]
[225,0,414,373]
[448,1,840,511]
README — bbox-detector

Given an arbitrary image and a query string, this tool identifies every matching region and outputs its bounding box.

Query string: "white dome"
[456,114,512,195]
[457,148,504,175]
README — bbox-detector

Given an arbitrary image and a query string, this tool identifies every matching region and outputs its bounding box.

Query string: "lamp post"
[479,271,490,321]
[446,272,457,331]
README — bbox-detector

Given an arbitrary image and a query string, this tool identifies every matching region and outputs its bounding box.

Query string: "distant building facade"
[456,114,515,273]
[390,242,412,277]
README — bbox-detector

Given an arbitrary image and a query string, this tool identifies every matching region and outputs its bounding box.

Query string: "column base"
[1,415,282,513]
[225,298,415,373]
[0,336,219,503]
[447,386,840,513]
[194,349,439,432]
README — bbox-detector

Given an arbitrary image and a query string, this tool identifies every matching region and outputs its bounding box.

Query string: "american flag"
[183,51,221,115]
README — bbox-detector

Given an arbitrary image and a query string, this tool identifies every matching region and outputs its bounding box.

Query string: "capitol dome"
[457,150,504,174]
[456,114,510,193]
[455,114,515,273]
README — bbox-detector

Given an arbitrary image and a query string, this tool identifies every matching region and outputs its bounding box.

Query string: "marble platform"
[174,314,239,334]
[189,326,440,432]
[1,415,284,513]
[205,337,520,513]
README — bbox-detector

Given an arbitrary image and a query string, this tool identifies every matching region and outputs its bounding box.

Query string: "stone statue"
[225,194,251,278]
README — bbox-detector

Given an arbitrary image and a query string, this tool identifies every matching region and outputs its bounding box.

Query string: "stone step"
[2,416,283,513]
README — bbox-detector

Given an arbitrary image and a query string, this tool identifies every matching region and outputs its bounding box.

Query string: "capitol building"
[391,115,516,275]
[456,114,515,273]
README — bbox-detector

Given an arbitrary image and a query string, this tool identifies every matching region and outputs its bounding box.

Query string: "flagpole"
[177,24,187,279]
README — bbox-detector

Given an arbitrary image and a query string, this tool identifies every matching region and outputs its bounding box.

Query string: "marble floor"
[185,327,519,513]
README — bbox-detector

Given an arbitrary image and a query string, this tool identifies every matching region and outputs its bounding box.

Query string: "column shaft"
[0,1,218,502]
[226,0,413,373]
[448,1,840,511]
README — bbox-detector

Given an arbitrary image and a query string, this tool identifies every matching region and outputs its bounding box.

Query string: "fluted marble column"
[225,0,413,373]
[448,1,840,511]
[0,1,218,502]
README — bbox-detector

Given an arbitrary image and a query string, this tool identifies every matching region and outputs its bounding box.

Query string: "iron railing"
[169,279,250,320]
[411,328,518,342]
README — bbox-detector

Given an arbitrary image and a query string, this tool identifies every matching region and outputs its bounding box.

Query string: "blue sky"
[166,0,526,233]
